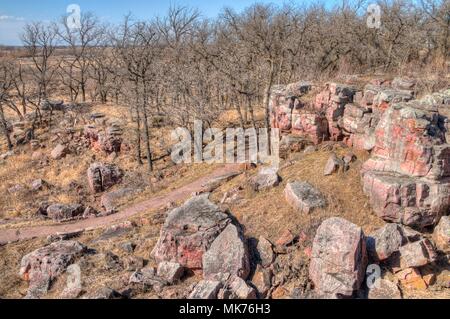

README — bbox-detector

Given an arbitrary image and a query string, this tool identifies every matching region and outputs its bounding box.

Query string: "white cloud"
[0,15,25,21]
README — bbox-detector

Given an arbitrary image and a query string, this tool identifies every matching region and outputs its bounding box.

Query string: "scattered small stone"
[30,179,50,191]
[51,144,68,160]
[323,153,343,176]
[129,267,167,293]
[256,236,275,267]
[124,255,145,271]
[396,268,428,290]
[250,167,280,191]
[251,265,273,298]
[120,242,136,253]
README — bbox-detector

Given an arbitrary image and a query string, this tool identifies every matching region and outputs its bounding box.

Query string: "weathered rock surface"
[46,204,84,222]
[368,278,402,299]
[309,217,367,298]
[362,89,450,229]
[157,262,185,284]
[129,267,167,292]
[250,167,280,191]
[203,223,250,280]
[151,195,231,270]
[366,223,404,261]
[398,239,437,268]
[51,144,68,160]
[19,241,86,299]
[433,216,450,253]
[284,181,326,213]
[256,236,275,267]
[87,162,123,193]
[189,280,222,299]
[323,153,343,176]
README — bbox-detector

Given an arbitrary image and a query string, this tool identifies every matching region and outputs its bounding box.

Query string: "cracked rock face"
[19,241,86,299]
[309,217,367,298]
[87,162,123,193]
[202,223,250,280]
[362,89,450,229]
[151,195,231,270]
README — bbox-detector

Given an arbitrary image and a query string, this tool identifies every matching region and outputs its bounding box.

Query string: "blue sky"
[0,0,337,45]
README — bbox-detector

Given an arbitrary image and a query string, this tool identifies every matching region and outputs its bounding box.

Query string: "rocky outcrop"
[309,217,367,298]
[362,89,450,229]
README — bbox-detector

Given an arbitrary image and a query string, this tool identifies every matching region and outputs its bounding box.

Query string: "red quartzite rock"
[362,89,450,229]
[19,241,86,299]
[309,217,368,298]
[151,194,231,270]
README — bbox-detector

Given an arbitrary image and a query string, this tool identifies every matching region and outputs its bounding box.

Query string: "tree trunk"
[0,104,13,150]
[263,60,275,154]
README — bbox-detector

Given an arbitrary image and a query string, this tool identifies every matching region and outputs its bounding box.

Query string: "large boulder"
[284,181,326,213]
[151,195,231,270]
[366,223,404,261]
[202,224,250,280]
[87,162,123,193]
[19,241,86,299]
[433,216,450,253]
[309,217,368,298]
[46,204,84,222]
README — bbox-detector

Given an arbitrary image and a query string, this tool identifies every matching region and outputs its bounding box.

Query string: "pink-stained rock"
[291,111,329,145]
[309,217,367,298]
[362,89,450,229]
[151,195,231,270]
[362,171,450,229]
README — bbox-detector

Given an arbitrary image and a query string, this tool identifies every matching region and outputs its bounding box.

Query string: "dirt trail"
[0,164,241,245]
